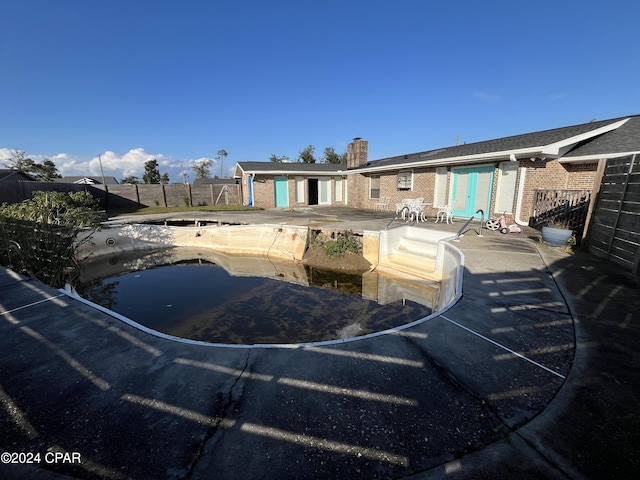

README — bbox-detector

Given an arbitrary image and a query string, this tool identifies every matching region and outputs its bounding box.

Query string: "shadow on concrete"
[0,215,638,479]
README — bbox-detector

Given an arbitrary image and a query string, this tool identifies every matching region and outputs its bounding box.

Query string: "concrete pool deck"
[1,206,639,479]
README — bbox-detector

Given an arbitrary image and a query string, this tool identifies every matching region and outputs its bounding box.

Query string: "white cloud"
[0,148,14,165]
[93,148,164,178]
[0,147,227,183]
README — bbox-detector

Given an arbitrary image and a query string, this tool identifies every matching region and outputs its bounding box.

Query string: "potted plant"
[541,219,574,247]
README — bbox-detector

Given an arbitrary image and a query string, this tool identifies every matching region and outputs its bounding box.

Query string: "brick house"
[234,162,347,208]
[235,115,640,227]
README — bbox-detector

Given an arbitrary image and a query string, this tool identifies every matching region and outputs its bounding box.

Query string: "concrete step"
[379,252,436,277]
[397,237,438,257]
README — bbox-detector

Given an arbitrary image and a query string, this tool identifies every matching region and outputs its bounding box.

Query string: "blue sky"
[1,0,638,182]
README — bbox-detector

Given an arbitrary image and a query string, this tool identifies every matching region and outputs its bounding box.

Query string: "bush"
[322,231,361,257]
[0,191,102,287]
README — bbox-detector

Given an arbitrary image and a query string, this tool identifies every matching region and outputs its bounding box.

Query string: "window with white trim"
[495,162,518,213]
[369,175,380,199]
[334,176,343,202]
[397,170,413,190]
[295,176,305,203]
[433,167,448,206]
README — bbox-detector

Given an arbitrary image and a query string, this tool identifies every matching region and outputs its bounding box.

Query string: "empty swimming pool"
[72,247,440,345]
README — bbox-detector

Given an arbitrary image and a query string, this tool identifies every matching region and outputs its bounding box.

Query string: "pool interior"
[73,247,441,345]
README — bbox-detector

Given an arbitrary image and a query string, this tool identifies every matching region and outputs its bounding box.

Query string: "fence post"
[582,159,607,245]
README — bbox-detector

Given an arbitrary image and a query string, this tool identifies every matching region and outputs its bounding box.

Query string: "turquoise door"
[274,177,289,207]
[451,166,494,218]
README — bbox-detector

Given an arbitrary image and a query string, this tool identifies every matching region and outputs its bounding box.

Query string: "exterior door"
[451,166,494,218]
[274,177,289,207]
[318,178,331,205]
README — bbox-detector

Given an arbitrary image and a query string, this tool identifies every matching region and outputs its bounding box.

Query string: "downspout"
[247,174,254,207]
[514,166,529,226]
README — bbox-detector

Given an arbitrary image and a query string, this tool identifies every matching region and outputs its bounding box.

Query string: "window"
[334,176,343,202]
[495,162,518,213]
[397,170,413,190]
[433,167,448,206]
[369,175,380,199]
[295,176,305,203]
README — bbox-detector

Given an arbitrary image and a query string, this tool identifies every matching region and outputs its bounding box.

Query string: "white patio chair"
[374,196,390,211]
[435,205,453,224]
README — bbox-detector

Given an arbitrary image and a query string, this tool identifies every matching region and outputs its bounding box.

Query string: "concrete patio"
[0,207,638,479]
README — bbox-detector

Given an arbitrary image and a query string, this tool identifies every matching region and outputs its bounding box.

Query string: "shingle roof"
[563,115,640,158]
[236,162,344,175]
[358,115,639,171]
[54,176,120,185]
[0,169,35,181]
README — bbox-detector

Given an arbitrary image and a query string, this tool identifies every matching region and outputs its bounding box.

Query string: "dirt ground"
[301,244,372,273]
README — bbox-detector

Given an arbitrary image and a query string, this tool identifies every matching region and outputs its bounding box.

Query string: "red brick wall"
[519,160,597,219]
[347,168,443,213]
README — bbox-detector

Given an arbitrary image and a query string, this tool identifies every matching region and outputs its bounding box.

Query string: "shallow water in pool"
[74,248,438,344]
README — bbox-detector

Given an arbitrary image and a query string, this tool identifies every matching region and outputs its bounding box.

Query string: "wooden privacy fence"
[0,182,243,209]
[587,154,640,273]
[529,189,592,240]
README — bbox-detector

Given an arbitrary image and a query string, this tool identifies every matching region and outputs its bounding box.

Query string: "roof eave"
[541,118,630,156]
[558,150,640,163]
[349,146,546,173]
[235,164,343,176]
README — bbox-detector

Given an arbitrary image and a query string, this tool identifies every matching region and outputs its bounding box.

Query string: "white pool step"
[379,235,439,278]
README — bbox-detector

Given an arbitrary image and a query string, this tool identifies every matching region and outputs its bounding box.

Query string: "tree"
[216,149,228,178]
[3,150,61,181]
[269,154,289,163]
[34,159,62,181]
[322,147,347,164]
[160,173,170,184]
[121,175,141,184]
[192,159,213,179]
[3,149,32,171]
[143,159,161,184]
[298,145,316,164]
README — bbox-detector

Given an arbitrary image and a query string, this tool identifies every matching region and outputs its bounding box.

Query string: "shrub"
[322,231,361,257]
[0,191,102,287]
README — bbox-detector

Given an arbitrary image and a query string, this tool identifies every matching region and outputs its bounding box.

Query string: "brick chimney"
[347,138,368,169]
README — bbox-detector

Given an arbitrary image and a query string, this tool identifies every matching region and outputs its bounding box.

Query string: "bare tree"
[192,159,213,179]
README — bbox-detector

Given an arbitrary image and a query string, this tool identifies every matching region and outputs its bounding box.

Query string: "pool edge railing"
[454,209,485,241]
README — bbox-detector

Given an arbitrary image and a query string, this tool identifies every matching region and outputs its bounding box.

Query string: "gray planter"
[542,226,573,247]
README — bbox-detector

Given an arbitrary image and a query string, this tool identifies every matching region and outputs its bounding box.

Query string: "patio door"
[451,166,494,219]
[318,178,331,205]
[274,177,289,207]
[308,178,330,205]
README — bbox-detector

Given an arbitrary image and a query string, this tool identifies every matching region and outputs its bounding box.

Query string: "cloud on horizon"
[0,147,222,183]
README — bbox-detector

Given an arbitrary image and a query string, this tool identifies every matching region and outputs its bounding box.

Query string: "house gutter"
[348,118,629,174]
[352,146,546,174]
[558,150,640,163]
